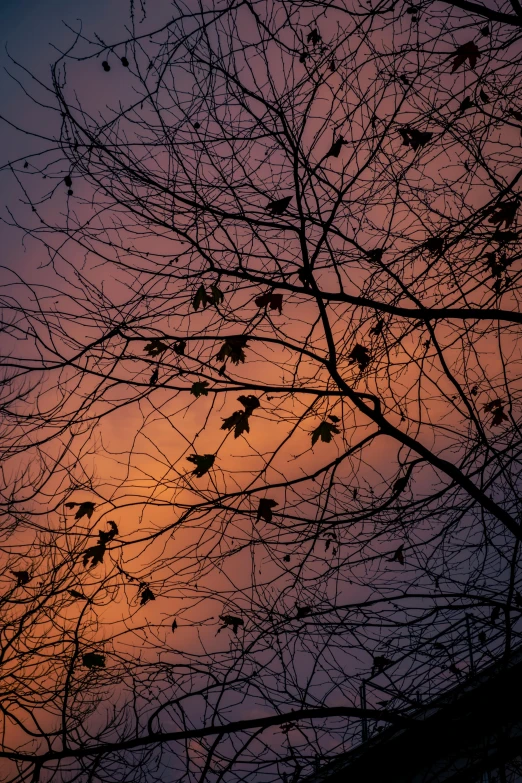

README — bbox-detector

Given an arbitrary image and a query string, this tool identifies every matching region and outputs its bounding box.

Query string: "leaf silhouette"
[370,319,384,336]
[372,655,392,673]
[492,229,518,244]
[210,285,224,305]
[216,336,248,365]
[266,196,292,216]
[347,343,371,371]
[295,605,311,619]
[311,421,339,446]
[479,89,489,103]
[121,56,129,67]
[187,453,215,477]
[255,291,283,314]
[64,502,77,509]
[75,502,95,520]
[191,381,209,398]
[325,137,346,159]
[328,414,340,423]
[307,29,321,46]
[173,340,186,356]
[139,584,155,606]
[459,96,474,113]
[283,554,290,562]
[486,201,519,229]
[368,248,384,262]
[484,398,509,426]
[451,41,480,72]
[11,570,30,586]
[102,61,111,72]
[221,410,251,438]
[193,284,209,311]
[83,543,106,569]
[144,339,168,357]
[83,652,105,668]
[257,498,278,523]
[171,618,178,631]
[491,605,501,623]
[399,126,433,151]
[508,109,522,122]
[238,395,260,413]
[98,521,118,545]
[390,545,405,565]
[219,614,244,634]
[64,175,72,188]
[392,474,410,495]
[424,236,445,254]
[150,367,159,386]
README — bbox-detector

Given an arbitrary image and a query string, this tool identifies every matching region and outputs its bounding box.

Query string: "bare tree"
[2,0,522,780]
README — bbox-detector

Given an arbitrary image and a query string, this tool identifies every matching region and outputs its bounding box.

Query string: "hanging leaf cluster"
[144,339,168,357]
[399,126,433,151]
[65,501,96,520]
[82,652,106,669]
[221,395,261,438]
[484,399,509,426]
[255,291,283,314]
[83,521,118,568]
[347,343,371,371]
[11,570,30,586]
[216,336,248,365]
[192,284,224,311]
[485,201,519,229]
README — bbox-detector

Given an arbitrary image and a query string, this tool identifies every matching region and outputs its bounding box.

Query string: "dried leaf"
[83,652,105,668]
[255,292,283,314]
[139,584,155,606]
[144,339,168,357]
[237,395,260,413]
[173,340,186,356]
[187,454,215,477]
[219,614,244,634]
[296,605,311,619]
[307,28,321,46]
[484,398,509,426]
[216,336,248,365]
[347,343,371,371]
[391,545,405,565]
[486,201,519,229]
[193,285,209,311]
[451,41,480,72]
[257,498,278,523]
[325,137,346,158]
[191,381,210,398]
[221,410,251,438]
[83,544,106,568]
[75,502,95,520]
[11,570,30,586]
[311,421,339,446]
[266,196,292,216]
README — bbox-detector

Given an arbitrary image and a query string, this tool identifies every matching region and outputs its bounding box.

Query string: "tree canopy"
[2,0,522,780]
